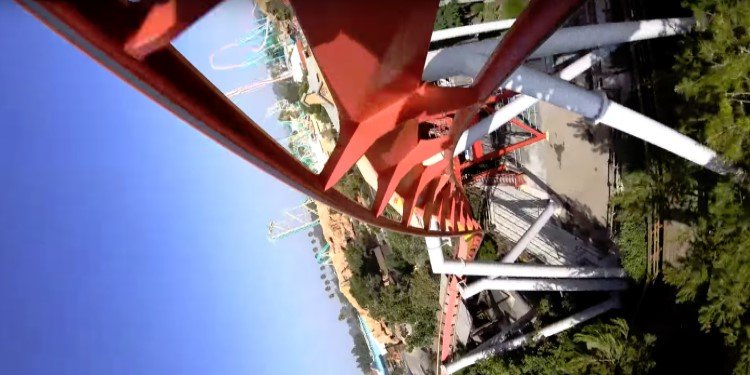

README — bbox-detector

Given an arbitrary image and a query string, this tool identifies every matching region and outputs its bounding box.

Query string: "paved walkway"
[514,102,614,247]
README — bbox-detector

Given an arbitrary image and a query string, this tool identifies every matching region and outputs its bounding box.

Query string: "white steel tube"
[501,200,557,263]
[500,65,730,174]
[598,102,729,172]
[461,200,583,299]
[438,260,626,278]
[443,297,621,374]
[423,18,695,82]
[427,232,624,278]
[459,277,628,297]
[431,19,515,42]
[426,220,625,279]
[454,51,605,154]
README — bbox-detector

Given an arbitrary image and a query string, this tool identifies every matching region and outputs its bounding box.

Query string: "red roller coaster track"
[16,0,584,238]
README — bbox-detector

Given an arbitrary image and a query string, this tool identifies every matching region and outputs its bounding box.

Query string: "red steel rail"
[16,0,584,236]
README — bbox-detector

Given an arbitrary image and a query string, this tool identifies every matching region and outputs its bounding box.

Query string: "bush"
[616,217,648,282]
[476,238,498,261]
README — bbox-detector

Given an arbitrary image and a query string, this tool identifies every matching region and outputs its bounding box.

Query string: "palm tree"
[568,318,656,375]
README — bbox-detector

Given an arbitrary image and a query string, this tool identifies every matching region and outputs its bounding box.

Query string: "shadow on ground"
[510,157,613,252]
[566,118,613,155]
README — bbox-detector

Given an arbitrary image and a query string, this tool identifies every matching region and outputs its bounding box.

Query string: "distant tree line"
[345,226,441,350]
[611,0,750,373]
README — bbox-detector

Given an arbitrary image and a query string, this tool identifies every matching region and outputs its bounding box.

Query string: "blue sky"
[0,1,359,374]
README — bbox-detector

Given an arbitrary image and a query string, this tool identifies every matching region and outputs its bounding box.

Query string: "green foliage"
[264,0,292,21]
[351,330,373,373]
[569,318,657,375]
[372,268,440,349]
[612,172,655,281]
[601,2,750,373]
[477,238,498,261]
[434,2,463,30]
[458,319,655,375]
[652,2,750,372]
[663,182,750,360]
[612,172,654,282]
[386,231,429,268]
[334,169,368,201]
[436,0,527,29]
[616,218,648,282]
[346,228,439,350]
[272,79,302,103]
[307,103,332,124]
[499,0,529,19]
[674,0,750,168]
[465,186,487,221]
[612,172,656,222]
[297,80,309,99]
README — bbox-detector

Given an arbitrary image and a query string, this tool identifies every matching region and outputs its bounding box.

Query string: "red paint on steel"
[471,141,484,160]
[17,0,582,237]
[442,0,584,229]
[462,117,546,169]
[440,276,461,361]
[124,0,222,59]
[403,160,449,226]
[16,0,473,237]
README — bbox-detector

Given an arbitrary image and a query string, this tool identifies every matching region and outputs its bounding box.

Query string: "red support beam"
[125,0,222,59]
[17,0,475,237]
[461,117,546,169]
[17,0,583,239]
[471,141,484,160]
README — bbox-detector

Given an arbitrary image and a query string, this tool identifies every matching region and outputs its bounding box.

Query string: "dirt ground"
[515,102,614,247]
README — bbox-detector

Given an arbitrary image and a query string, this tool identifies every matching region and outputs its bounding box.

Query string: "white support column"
[597,102,733,173]
[431,19,515,42]
[443,297,621,374]
[500,65,731,174]
[437,259,626,278]
[501,200,557,263]
[454,51,606,155]
[459,277,628,297]
[426,221,625,279]
[423,18,695,82]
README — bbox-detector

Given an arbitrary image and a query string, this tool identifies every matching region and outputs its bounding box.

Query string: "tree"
[351,332,373,373]
[673,0,750,169]
[334,169,368,201]
[264,0,292,21]
[459,319,655,375]
[477,238,498,261]
[434,2,463,31]
[272,80,302,103]
[663,182,750,373]
[386,231,429,267]
[659,2,750,372]
[611,171,656,282]
[568,319,656,375]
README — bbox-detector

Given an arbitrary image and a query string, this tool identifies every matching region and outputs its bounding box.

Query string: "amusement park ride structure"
[266,198,319,242]
[16,0,744,372]
[20,0,738,236]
